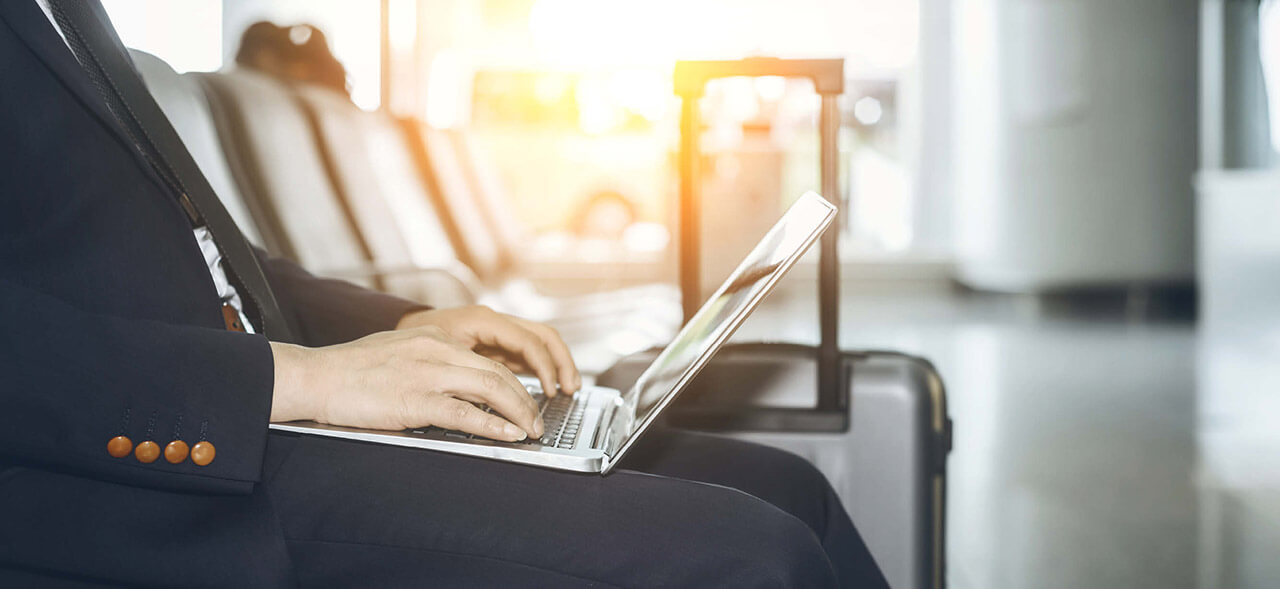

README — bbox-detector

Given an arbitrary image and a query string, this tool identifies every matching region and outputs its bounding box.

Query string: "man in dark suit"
[0,1,886,586]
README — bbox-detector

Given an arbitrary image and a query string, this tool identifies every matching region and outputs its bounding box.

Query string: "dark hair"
[234,21,287,67]
[289,25,349,96]
[234,22,350,97]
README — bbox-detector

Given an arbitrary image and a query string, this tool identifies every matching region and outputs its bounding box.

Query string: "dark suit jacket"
[0,2,421,585]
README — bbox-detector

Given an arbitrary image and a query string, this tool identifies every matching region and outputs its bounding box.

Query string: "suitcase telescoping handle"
[674,58,847,430]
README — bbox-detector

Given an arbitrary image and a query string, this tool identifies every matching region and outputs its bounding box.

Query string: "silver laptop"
[271,191,836,474]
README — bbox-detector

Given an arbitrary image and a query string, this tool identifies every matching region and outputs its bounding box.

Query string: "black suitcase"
[598,58,952,588]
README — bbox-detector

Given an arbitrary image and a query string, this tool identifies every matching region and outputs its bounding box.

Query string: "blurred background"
[106,0,933,284]
[103,0,1280,587]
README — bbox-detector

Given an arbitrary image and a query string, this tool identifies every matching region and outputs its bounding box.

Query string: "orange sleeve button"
[164,440,190,464]
[134,440,160,464]
[107,436,133,458]
[191,441,215,466]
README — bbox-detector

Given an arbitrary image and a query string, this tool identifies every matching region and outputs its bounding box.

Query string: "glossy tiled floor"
[728,286,1279,588]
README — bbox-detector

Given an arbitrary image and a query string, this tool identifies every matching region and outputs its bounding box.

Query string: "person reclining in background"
[0,2,887,586]
[235,20,351,97]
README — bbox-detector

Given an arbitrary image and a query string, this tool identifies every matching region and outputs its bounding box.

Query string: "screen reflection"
[623,193,836,429]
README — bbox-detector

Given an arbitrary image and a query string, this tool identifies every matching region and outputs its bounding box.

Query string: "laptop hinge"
[594,398,618,453]
[603,395,635,458]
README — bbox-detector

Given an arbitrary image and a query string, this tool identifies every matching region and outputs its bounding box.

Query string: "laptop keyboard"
[533,392,586,449]
[411,389,587,450]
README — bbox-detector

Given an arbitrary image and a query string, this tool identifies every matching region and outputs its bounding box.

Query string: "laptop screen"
[609,192,836,458]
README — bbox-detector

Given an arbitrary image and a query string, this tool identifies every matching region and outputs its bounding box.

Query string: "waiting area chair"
[132,50,677,372]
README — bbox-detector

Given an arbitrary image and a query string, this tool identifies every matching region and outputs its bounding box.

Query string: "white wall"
[953,0,1199,292]
[102,0,223,73]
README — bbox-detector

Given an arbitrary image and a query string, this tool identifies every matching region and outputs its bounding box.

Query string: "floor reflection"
[1197,333,1280,589]
[729,287,1278,588]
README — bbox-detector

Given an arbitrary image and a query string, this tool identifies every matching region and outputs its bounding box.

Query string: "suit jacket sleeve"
[0,277,274,495]
[257,248,428,347]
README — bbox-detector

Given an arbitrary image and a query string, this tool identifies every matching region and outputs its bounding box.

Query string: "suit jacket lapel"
[0,0,177,200]
[0,2,125,142]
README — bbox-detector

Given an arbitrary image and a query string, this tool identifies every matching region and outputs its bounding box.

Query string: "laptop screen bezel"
[601,192,836,472]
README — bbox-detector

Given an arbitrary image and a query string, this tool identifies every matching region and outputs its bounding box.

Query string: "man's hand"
[269,325,545,442]
[396,306,581,398]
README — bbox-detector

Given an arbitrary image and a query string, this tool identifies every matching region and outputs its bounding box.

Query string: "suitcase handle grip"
[674,57,845,97]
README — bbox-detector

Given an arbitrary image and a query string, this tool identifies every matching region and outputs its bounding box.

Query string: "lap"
[619,427,838,537]
[263,429,838,588]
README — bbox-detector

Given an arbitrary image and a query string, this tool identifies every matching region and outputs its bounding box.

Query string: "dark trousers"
[267,427,887,588]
